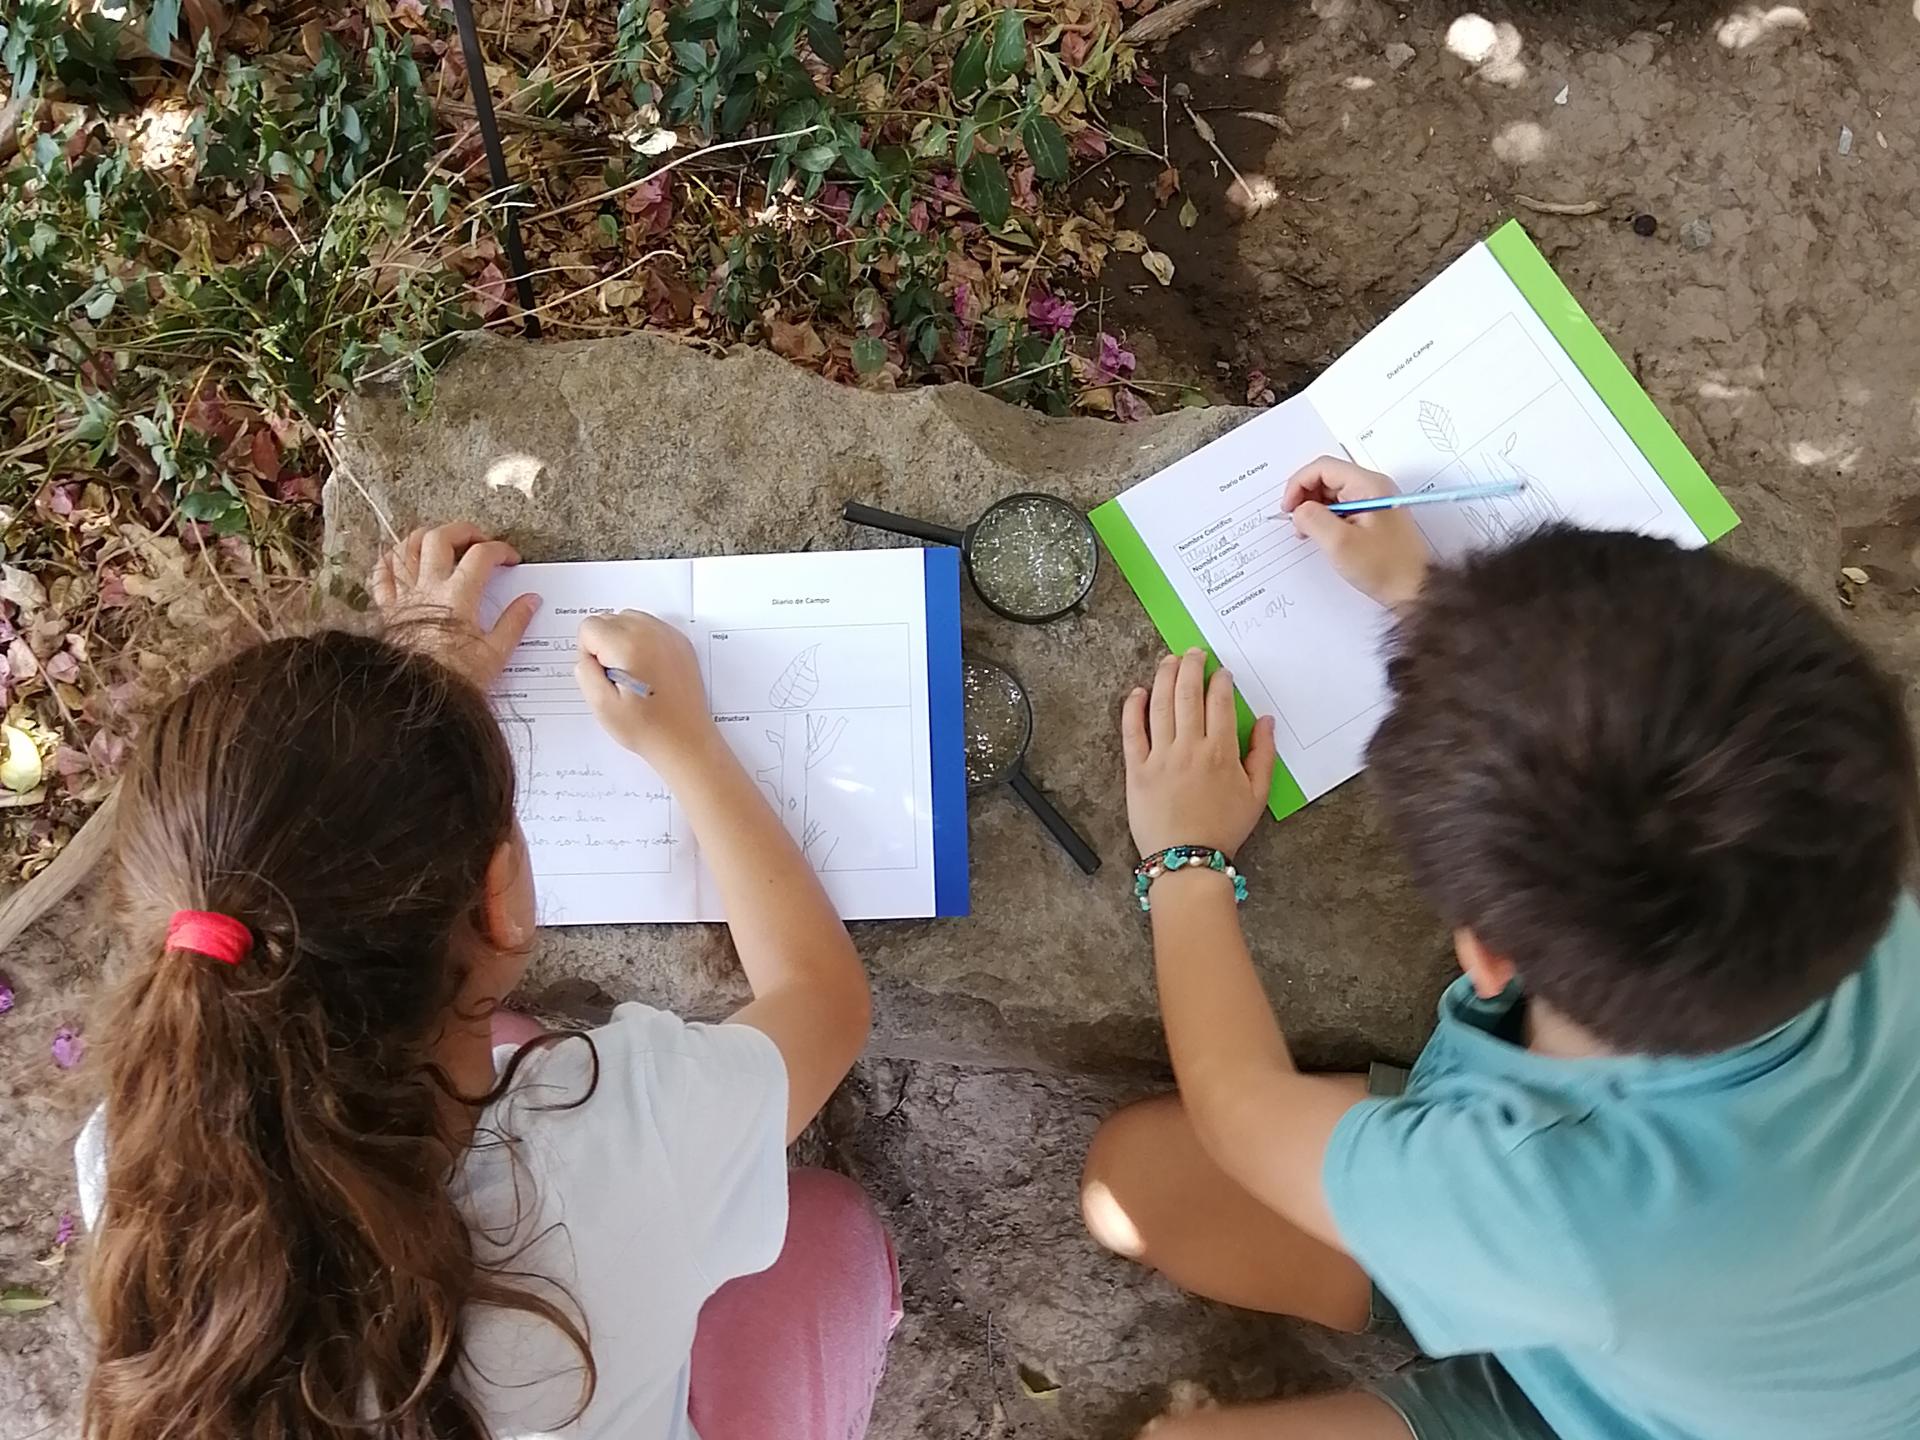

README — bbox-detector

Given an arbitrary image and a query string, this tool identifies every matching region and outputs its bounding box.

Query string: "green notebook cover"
[1090,220,1738,821]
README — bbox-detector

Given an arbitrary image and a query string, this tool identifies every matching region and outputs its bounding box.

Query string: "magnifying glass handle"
[843,502,966,548]
[1007,767,1102,875]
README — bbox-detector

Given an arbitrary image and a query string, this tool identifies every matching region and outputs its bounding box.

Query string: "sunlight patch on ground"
[1716,6,1811,50]
[1492,121,1548,164]
[1446,14,1527,85]
[1226,174,1282,218]
[1790,440,1860,472]
[129,102,197,172]
[485,454,546,499]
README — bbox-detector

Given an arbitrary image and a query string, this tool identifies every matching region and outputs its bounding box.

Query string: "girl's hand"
[574,611,720,778]
[1282,455,1430,611]
[1121,649,1276,859]
[372,523,539,688]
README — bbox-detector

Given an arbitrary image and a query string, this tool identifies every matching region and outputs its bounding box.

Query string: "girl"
[76,524,897,1440]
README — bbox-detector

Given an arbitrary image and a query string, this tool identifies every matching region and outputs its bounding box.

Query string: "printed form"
[1107,241,1710,805]
[483,548,941,925]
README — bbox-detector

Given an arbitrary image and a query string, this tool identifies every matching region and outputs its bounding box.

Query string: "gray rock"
[1384,41,1417,71]
[329,333,1456,1075]
[1680,217,1714,251]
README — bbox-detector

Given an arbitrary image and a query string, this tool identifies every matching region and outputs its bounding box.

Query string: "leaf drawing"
[768,644,822,710]
[1418,400,1459,455]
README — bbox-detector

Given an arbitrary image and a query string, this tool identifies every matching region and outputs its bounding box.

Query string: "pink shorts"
[489,1015,899,1438]
[688,1168,902,1440]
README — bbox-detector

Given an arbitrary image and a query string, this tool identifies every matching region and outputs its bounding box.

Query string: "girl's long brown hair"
[84,629,592,1440]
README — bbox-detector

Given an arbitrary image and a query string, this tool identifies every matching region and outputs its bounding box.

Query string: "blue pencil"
[605,666,651,698]
[1328,480,1527,515]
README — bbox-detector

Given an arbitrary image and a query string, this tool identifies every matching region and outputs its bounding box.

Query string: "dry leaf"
[1111,229,1147,254]
[1178,197,1199,228]
[1840,566,1870,585]
[1141,249,1175,285]
[1,724,44,794]
[1153,166,1181,204]
[769,318,827,363]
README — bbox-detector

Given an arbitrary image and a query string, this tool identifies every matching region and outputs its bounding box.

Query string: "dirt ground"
[4,1,1918,1437]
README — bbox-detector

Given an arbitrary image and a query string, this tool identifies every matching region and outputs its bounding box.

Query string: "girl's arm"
[576,612,870,1144]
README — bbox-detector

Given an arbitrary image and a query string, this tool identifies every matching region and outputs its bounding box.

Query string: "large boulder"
[328,332,1831,1074]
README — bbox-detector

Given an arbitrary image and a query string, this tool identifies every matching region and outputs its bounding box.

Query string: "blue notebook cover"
[922,546,970,917]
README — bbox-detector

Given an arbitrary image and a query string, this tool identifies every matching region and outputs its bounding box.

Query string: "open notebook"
[482,547,968,924]
[1093,220,1740,820]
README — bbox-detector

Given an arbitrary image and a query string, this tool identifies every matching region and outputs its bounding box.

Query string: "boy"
[1083,457,1920,1440]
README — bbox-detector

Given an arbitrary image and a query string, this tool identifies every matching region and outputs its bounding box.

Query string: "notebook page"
[1306,242,1708,556]
[1107,393,1399,802]
[690,548,937,921]
[483,559,698,926]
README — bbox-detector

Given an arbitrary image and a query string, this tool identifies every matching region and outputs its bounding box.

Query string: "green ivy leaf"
[1020,113,1068,181]
[962,151,1011,228]
[951,34,988,97]
[851,335,887,374]
[431,183,451,223]
[178,490,235,522]
[794,143,837,173]
[1,1285,56,1315]
[145,0,183,58]
[988,7,1027,83]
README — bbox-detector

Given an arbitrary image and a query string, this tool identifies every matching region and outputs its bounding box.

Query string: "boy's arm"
[1121,650,1363,1251]
[1133,454,1432,1244]
[1147,869,1371,1249]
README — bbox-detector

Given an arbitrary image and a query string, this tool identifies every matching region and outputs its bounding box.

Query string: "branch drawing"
[756,644,847,867]
[1418,400,1460,455]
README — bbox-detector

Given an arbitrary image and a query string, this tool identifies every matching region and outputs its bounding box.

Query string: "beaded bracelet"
[1132,846,1248,913]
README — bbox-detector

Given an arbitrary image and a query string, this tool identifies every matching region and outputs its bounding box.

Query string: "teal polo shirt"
[1325,895,1920,1440]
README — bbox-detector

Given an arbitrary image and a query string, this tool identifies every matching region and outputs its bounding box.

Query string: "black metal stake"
[449,0,541,338]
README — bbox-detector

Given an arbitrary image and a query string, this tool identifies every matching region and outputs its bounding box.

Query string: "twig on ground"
[0,788,119,952]
[1513,194,1608,216]
[533,125,828,223]
[1124,0,1222,45]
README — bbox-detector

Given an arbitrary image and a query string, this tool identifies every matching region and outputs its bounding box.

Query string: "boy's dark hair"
[1369,527,1918,1055]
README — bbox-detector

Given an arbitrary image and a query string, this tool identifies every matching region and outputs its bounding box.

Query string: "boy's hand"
[1121,649,1276,858]
[1282,455,1430,611]
[575,611,719,777]
[372,522,539,688]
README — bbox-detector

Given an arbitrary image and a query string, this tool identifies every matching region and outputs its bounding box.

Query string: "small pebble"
[1631,212,1658,238]
[1837,125,1853,157]
[1553,83,1570,105]
[1383,41,1416,71]
[1680,217,1713,251]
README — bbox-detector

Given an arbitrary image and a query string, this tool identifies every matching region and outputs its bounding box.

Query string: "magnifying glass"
[964,658,1101,875]
[844,492,1099,624]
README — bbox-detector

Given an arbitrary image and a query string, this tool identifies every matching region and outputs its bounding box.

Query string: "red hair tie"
[167,910,253,965]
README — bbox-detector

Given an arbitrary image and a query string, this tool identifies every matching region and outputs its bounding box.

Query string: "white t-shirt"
[76,1002,791,1440]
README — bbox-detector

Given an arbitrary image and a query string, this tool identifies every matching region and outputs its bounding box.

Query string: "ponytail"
[83,631,594,1440]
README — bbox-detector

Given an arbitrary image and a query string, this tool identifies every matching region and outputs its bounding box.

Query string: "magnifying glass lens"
[963,660,1032,786]
[968,495,1098,621]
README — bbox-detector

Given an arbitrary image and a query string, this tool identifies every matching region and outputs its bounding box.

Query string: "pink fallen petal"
[471,261,509,320]
[44,650,80,684]
[1070,128,1108,161]
[908,200,931,234]
[54,1212,75,1247]
[0,973,14,1014]
[1027,292,1078,334]
[52,1026,85,1069]
[98,568,130,610]
[1114,387,1153,423]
